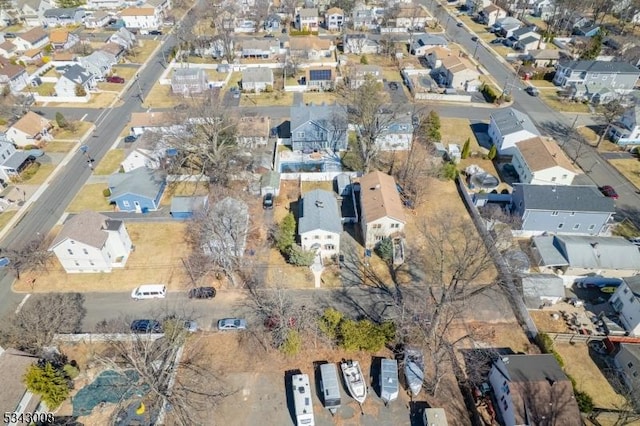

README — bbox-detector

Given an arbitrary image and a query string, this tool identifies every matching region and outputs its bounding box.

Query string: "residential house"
[13,28,49,52]
[19,48,44,64]
[531,234,640,276]
[479,4,507,26]
[0,60,28,93]
[510,26,542,52]
[234,20,257,33]
[434,55,481,91]
[78,50,117,80]
[409,34,448,56]
[49,29,79,50]
[52,51,75,62]
[201,197,249,259]
[241,38,279,59]
[101,42,126,60]
[289,36,334,60]
[55,64,95,97]
[129,112,181,135]
[263,14,282,32]
[511,137,578,185]
[511,184,615,236]
[109,27,136,50]
[43,7,85,27]
[0,139,35,183]
[521,274,566,309]
[325,7,344,31]
[108,167,166,212]
[525,49,563,68]
[0,10,18,27]
[298,189,342,259]
[612,342,640,389]
[488,355,581,426]
[289,103,348,151]
[0,41,17,58]
[375,114,413,151]
[488,108,541,154]
[171,68,208,96]
[343,33,380,54]
[393,4,431,30]
[296,8,319,31]
[352,4,378,31]
[120,7,161,29]
[534,0,557,21]
[574,23,600,38]
[17,0,51,27]
[610,276,640,337]
[48,211,133,273]
[348,64,383,89]
[235,116,270,148]
[86,0,124,9]
[120,135,166,172]
[144,0,172,14]
[423,46,454,69]
[241,67,274,92]
[493,17,523,38]
[359,171,406,248]
[7,111,52,148]
[465,0,491,13]
[609,104,640,147]
[84,11,112,28]
[0,346,42,417]
[553,60,640,102]
[305,67,336,90]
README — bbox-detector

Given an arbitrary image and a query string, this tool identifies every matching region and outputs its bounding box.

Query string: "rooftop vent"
[315,200,324,208]
[370,184,381,190]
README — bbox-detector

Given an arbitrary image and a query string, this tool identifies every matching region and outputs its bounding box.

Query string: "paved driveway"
[385,82,408,105]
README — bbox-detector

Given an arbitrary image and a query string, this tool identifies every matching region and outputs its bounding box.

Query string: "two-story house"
[612,342,640,390]
[0,59,28,93]
[511,184,615,236]
[534,0,558,21]
[7,111,52,147]
[352,4,378,31]
[13,28,49,52]
[511,137,579,185]
[171,68,208,96]
[488,108,541,154]
[392,4,431,30]
[298,189,342,259]
[325,7,344,31]
[359,171,406,248]
[241,38,279,59]
[296,8,319,31]
[493,17,523,38]
[84,10,112,28]
[43,7,85,27]
[48,211,133,273]
[343,33,380,54]
[434,55,481,91]
[488,355,581,426]
[120,7,161,29]
[553,60,640,102]
[241,67,274,92]
[466,0,491,13]
[289,103,348,151]
[55,64,95,97]
[109,27,136,50]
[289,36,334,61]
[479,4,507,26]
[17,0,51,27]
[78,50,116,80]
[511,26,542,52]
[609,104,640,147]
[409,34,448,56]
[86,0,124,9]
[610,276,640,337]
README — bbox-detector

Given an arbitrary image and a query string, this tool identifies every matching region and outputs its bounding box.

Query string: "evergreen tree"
[55,112,67,129]
[487,145,497,160]
[461,138,471,159]
[359,54,368,64]
[24,362,70,409]
[375,237,393,262]
[425,110,441,142]
[275,213,296,253]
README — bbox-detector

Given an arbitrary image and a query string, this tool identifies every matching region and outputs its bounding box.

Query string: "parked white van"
[131,284,167,300]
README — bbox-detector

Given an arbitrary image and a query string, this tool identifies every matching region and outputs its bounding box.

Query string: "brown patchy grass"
[142,83,181,108]
[22,163,55,185]
[44,140,77,153]
[529,310,573,333]
[0,211,17,231]
[266,247,314,288]
[93,149,124,175]
[54,121,93,141]
[300,180,333,194]
[97,82,125,92]
[160,181,210,206]
[608,158,640,190]
[33,82,56,96]
[111,65,139,80]
[528,79,557,88]
[15,222,190,293]
[126,40,160,64]
[239,91,294,107]
[47,92,118,109]
[302,92,338,105]
[577,126,599,145]
[539,91,591,113]
[554,343,626,409]
[440,117,476,146]
[67,183,112,212]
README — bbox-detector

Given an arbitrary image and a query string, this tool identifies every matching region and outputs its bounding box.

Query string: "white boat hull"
[341,360,367,404]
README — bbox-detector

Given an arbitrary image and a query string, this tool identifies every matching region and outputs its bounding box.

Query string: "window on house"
[551,177,556,182]
[558,223,564,229]
[70,240,75,244]
[562,174,568,179]
[391,223,400,228]
[588,224,595,230]
[573,224,580,230]
[624,288,629,294]
[67,249,73,255]
[591,73,599,78]
[123,200,130,207]
[372,224,382,229]
[551,211,558,216]
[326,235,332,239]
[83,248,88,255]
[628,362,634,368]
[297,132,305,138]
[602,75,607,80]
[89,261,94,266]
[74,261,80,266]
[314,235,320,239]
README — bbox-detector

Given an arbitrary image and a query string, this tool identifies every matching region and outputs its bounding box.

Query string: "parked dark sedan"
[130,319,163,333]
[149,30,163,35]
[188,286,216,299]
[124,135,138,143]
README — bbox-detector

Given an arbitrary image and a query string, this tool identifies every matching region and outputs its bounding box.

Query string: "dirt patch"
[15,222,190,293]
[553,343,626,409]
[529,309,573,333]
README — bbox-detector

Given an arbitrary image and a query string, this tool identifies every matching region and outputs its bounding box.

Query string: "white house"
[466,0,491,13]
[87,0,124,9]
[129,112,183,136]
[298,189,342,259]
[13,28,49,52]
[48,211,133,273]
[295,8,319,31]
[0,59,28,93]
[479,4,507,26]
[613,342,640,390]
[120,7,161,29]
[241,67,274,92]
[409,34,448,56]
[84,11,112,28]
[360,171,406,248]
[348,64,383,89]
[609,104,640,147]
[78,51,117,79]
[521,274,566,309]
[610,276,640,336]
[109,27,137,50]
[393,4,432,30]
[488,108,541,154]
[511,136,578,185]
[488,355,581,426]
[0,139,35,183]
[7,111,52,148]
[120,135,166,172]
[325,7,344,31]
[343,33,380,54]
[55,64,95,97]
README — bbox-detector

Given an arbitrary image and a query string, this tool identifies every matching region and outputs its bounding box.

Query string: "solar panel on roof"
[309,69,332,81]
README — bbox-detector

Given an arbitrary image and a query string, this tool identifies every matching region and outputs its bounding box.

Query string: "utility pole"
[135,73,143,102]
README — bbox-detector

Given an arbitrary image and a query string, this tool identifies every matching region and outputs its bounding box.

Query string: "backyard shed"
[335,173,351,197]
[260,171,281,196]
[521,274,566,309]
[170,196,208,219]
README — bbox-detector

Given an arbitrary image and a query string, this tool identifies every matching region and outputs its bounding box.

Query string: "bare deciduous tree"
[0,293,85,354]
[2,234,53,280]
[596,98,625,147]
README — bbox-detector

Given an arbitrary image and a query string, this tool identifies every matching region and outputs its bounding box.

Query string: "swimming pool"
[280,162,325,173]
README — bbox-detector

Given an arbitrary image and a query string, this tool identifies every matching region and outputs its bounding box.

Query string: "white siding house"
[120,7,161,29]
[511,137,578,185]
[488,108,541,154]
[610,277,640,336]
[298,189,342,259]
[359,171,406,248]
[48,211,133,273]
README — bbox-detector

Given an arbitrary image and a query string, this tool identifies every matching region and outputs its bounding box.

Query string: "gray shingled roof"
[49,211,115,249]
[410,34,448,50]
[108,168,166,200]
[62,64,92,85]
[290,103,347,139]
[514,184,615,213]
[298,189,342,234]
[491,108,540,137]
[500,354,568,383]
[242,67,273,84]
[559,60,640,74]
[3,151,31,170]
[532,236,570,266]
[521,274,566,309]
[534,235,640,269]
[298,7,318,17]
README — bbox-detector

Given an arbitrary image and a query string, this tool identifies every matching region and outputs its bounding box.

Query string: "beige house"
[480,4,507,26]
[7,111,52,147]
[289,36,334,61]
[0,347,41,417]
[436,55,481,92]
[511,137,579,185]
[235,116,270,148]
[359,171,406,248]
[13,28,49,52]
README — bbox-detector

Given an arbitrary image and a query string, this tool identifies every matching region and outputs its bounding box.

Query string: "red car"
[106,76,125,84]
[599,185,619,199]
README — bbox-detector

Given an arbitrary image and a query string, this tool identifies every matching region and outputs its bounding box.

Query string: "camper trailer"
[292,373,315,426]
[319,363,341,414]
